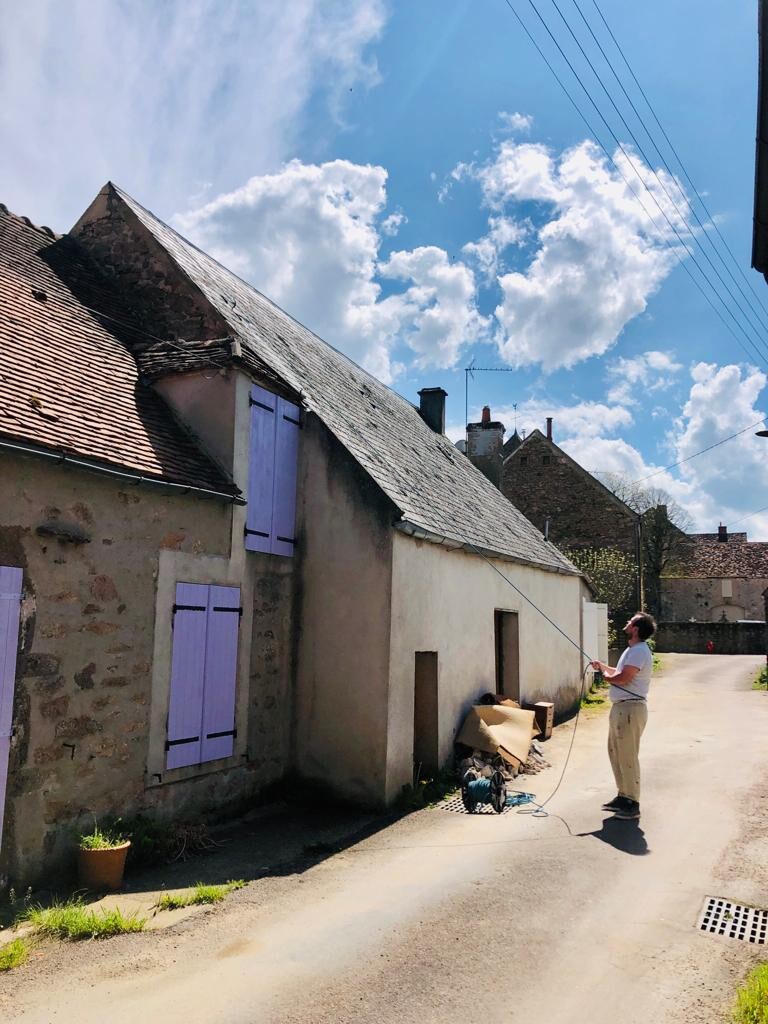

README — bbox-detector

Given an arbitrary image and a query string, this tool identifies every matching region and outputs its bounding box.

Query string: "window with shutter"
[245,383,301,556]
[0,565,22,855]
[166,582,241,771]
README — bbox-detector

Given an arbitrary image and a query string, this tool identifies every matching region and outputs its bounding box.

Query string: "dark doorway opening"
[494,610,520,701]
[413,651,438,780]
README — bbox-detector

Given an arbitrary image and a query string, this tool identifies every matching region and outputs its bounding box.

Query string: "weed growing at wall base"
[26,899,146,939]
[753,666,768,690]
[0,938,29,970]
[156,880,246,910]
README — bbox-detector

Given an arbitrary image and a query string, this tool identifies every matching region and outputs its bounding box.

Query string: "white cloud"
[455,139,687,369]
[0,0,386,230]
[380,211,407,236]
[496,111,533,135]
[462,216,530,283]
[606,349,684,403]
[177,159,486,382]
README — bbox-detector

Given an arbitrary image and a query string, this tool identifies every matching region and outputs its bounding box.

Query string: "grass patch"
[156,880,246,911]
[78,820,128,851]
[653,653,662,672]
[753,666,768,691]
[397,768,458,811]
[26,899,146,940]
[0,938,30,971]
[733,962,768,1023]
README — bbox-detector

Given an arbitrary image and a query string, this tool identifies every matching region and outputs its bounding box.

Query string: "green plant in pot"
[77,819,131,892]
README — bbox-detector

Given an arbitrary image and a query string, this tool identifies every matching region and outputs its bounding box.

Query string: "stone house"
[466,413,642,611]
[0,185,596,885]
[660,525,768,622]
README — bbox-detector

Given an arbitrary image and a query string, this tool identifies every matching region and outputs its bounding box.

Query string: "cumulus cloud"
[177,159,486,382]
[380,211,407,236]
[0,0,386,230]
[606,349,684,403]
[455,138,687,369]
[462,216,530,283]
[496,111,533,135]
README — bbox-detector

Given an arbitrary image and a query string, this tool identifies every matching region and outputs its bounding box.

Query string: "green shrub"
[156,880,246,911]
[733,962,768,1023]
[26,899,145,940]
[753,666,768,691]
[0,938,29,970]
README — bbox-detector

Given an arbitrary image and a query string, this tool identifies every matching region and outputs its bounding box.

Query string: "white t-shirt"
[610,642,653,702]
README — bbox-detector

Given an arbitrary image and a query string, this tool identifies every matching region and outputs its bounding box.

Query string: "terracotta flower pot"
[77,841,131,891]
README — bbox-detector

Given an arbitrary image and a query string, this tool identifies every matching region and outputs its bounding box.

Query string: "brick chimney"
[466,405,505,489]
[546,416,553,441]
[418,387,447,434]
[718,523,728,543]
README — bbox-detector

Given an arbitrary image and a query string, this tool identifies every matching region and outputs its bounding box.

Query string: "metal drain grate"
[698,897,768,944]
[439,794,513,815]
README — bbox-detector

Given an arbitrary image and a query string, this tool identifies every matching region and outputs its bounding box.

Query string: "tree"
[562,547,637,619]
[595,474,694,618]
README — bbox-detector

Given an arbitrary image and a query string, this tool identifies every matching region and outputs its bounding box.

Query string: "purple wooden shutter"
[271,397,301,556]
[200,585,241,763]
[245,384,277,553]
[166,582,207,770]
[0,566,22,855]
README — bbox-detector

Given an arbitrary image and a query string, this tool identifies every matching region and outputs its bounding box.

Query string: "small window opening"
[542,455,550,465]
[519,456,528,466]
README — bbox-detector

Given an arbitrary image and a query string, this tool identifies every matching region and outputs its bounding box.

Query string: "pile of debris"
[455,693,552,779]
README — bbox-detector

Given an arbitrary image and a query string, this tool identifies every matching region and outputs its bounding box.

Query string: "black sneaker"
[613,799,640,820]
[601,795,624,811]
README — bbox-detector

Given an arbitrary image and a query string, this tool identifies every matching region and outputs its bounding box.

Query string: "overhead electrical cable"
[516,0,768,372]
[589,0,768,327]
[549,0,768,362]
[500,1,768,373]
[726,504,768,529]
[631,417,766,484]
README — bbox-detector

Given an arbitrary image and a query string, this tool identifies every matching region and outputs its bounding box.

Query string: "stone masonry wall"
[655,620,767,655]
[0,453,293,885]
[661,577,768,623]
[502,433,638,556]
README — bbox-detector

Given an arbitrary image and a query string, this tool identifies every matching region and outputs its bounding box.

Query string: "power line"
[519,0,768,372]
[727,503,768,529]
[588,0,768,330]
[552,0,768,363]
[631,418,766,484]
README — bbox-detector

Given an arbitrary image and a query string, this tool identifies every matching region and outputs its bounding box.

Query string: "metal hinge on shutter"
[206,729,237,740]
[171,603,206,629]
[165,735,200,751]
[244,526,269,539]
[249,395,275,412]
[212,606,243,618]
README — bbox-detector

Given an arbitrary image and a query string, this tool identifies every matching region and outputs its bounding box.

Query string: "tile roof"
[666,538,768,579]
[108,185,577,574]
[0,204,235,494]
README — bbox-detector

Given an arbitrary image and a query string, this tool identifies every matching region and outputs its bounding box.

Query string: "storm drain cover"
[698,897,768,944]
[439,794,513,815]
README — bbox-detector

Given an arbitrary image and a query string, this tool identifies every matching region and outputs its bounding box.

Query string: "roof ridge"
[0,202,59,240]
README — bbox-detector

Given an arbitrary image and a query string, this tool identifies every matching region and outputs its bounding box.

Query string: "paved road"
[7,654,768,1023]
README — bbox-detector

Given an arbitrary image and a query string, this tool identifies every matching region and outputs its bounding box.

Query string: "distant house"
[465,411,642,610]
[660,525,768,622]
[0,185,598,885]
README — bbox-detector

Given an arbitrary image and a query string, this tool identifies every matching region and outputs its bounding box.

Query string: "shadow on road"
[577,817,650,856]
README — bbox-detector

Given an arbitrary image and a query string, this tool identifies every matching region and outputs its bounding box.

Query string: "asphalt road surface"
[6,654,768,1024]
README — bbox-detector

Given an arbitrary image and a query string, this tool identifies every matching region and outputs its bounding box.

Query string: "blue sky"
[2,0,767,536]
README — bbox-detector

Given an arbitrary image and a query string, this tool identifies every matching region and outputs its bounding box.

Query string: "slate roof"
[104,184,577,574]
[666,538,768,579]
[0,204,236,494]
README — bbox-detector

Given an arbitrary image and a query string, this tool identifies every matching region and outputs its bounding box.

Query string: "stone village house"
[0,185,599,884]
[464,410,642,614]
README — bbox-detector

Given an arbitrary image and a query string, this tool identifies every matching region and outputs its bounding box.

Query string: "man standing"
[591,612,656,820]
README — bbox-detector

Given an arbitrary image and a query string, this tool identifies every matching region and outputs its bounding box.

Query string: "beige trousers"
[608,700,648,803]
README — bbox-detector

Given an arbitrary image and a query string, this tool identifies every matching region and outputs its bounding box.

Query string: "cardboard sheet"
[456,705,536,769]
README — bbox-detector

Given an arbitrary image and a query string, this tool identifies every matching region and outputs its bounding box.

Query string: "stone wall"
[655,621,767,655]
[0,452,295,885]
[502,432,639,556]
[660,577,768,623]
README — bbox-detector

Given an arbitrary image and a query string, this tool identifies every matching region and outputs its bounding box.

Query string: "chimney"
[546,416,553,441]
[718,523,728,543]
[466,405,505,489]
[418,387,447,434]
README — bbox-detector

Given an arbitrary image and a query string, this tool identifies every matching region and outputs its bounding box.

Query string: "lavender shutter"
[0,566,22,855]
[245,384,277,553]
[271,397,301,556]
[200,585,241,763]
[166,582,207,770]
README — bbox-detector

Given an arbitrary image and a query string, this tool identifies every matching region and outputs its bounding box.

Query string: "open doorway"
[413,651,438,780]
[494,610,520,701]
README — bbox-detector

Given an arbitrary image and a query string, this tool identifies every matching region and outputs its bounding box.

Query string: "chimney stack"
[418,387,447,434]
[466,405,506,489]
[546,416,553,441]
[718,523,728,543]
